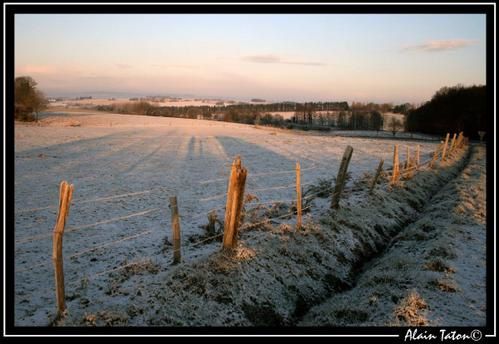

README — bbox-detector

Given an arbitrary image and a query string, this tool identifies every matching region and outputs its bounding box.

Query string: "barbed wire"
[15,138,470,307]
[239,205,312,231]
[196,181,314,203]
[16,188,161,215]
[67,230,153,259]
[16,208,160,244]
[15,229,154,274]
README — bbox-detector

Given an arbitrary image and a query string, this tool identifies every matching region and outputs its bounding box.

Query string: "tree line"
[405,85,486,139]
[14,76,487,140]
[94,101,386,131]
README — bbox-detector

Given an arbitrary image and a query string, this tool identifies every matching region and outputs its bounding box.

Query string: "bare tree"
[389,117,403,136]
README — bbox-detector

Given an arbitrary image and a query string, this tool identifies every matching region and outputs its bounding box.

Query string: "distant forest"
[94,101,393,132]
[406,85,487,140]
[95,101,350,118]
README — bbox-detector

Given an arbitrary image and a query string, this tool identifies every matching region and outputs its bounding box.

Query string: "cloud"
[402,39,477,52]
[242,54,325,66]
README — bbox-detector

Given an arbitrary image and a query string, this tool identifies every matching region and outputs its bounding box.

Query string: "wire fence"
[15,135,467,317]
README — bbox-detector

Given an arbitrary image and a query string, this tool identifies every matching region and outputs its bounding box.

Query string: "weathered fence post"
[369,159,384,194]
[296,161,302,230]
[331,145,353,209]
[52,180,74,319]
[416,145,420,167]
[405,146,410,170]
[391,144,400,185]
[449,133,457,154]
[429,143,441,169]
[222,156,248,250]
[441,133,450,161]
[169,196,181,264]
[456,131,463,148]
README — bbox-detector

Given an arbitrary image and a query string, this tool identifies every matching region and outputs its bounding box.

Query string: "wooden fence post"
[296,162,302,230]
[458,132,466,148]
[455,132,463,149]
[405,146,410,170]
[416,145,420,167]
[169,196,181,264]
[52,180,74,319]
[449,133,457,154]
[441,133,450,161]
[429,143,441,169]
[331,145,353,209]
[222,156,248,250]
[391,144,400,185]
[369,159,384,194]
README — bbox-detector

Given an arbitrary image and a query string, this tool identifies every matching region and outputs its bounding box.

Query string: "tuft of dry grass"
[394,290,428,326]
[83,313,97,326]
[234,245,257,261]
[423,259,456,273]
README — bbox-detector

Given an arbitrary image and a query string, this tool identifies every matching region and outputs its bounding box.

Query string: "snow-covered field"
[15,112,468,326]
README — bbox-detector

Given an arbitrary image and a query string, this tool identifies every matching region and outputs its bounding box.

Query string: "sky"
[14,14,486,103]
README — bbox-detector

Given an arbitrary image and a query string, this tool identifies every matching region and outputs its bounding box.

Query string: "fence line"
[14,143,448,273]
[14,147,441,246]
[62,195,317,289]
[15,162,327,215]
[18,196,322,274]
[16,136,470,322]
[17,187,327,248]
